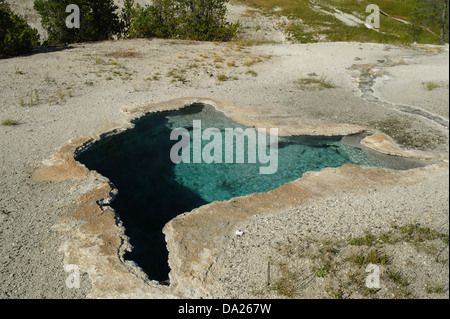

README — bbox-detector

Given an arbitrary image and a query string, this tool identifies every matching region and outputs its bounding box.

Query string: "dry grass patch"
[217,74,229,81]
[265,222,448,299]
[106,50,139,59]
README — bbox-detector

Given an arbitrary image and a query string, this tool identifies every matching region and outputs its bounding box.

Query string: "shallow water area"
[75,104,420,283]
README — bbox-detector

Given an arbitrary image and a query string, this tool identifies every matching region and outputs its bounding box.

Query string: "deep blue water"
[76,104,387,282]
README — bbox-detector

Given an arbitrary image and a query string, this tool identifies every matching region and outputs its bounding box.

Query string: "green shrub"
[127,0,239,41]
[128,0,178,39]
[34,0,122,44]
[0,0,39,58]
[177,0,240,41]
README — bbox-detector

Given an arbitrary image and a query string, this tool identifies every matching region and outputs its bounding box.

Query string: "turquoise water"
[76,104,387,282]
[174,132,384,203]
[169,105,384,203]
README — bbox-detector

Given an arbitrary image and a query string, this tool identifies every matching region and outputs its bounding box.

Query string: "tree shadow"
[27,44,76,56]
[1,45,76,60]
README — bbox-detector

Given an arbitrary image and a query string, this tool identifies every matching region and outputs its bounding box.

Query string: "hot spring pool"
[75,103,421,282]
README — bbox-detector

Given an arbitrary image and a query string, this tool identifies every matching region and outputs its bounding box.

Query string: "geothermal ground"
[0,2,449,299]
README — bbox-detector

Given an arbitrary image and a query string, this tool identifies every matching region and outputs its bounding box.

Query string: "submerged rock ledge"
[32,98,448,298]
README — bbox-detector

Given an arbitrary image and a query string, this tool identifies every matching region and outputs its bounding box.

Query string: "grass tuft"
[349,234,376,246]
[424,81,440,91]
[315,266,330,278]
[387,270,409,287]
[349,249,390,266]
[2,119,19,126]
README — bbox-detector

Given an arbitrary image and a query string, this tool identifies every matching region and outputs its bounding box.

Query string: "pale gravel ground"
[373,51,450,119]
[216,166,449,298]
[0,2,449,299]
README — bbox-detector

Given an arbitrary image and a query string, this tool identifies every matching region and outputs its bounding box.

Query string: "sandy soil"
[0,2,449,299]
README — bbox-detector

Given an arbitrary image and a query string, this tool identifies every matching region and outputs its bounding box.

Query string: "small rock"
[235,230,244,236]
